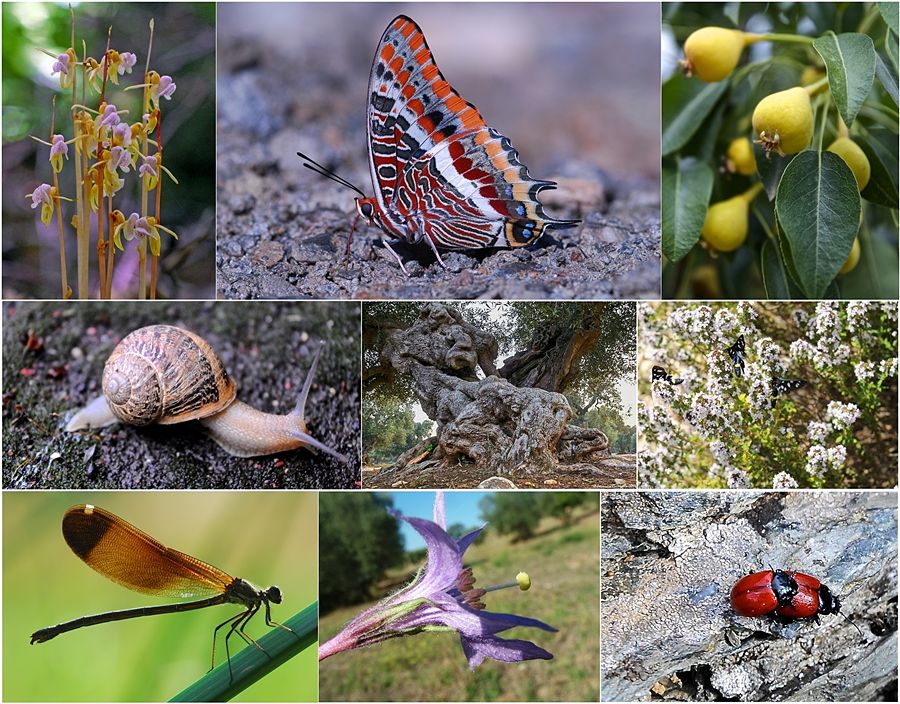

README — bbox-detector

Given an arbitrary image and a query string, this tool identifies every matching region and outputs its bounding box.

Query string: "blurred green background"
[319,491,600,701]
[2,2,216,299]
[3,492,318,702]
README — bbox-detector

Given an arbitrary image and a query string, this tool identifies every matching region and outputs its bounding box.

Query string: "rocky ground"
[363,453,636,489]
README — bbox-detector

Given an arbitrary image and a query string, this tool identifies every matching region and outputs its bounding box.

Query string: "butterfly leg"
[382,239,410,276]
[423,233,447,269]
[345,214,361,261]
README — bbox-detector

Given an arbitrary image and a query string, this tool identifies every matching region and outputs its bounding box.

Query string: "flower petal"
[433,491,446,529]
[456,526,485,555]
[386,511,461,601]
[460,634,553,670]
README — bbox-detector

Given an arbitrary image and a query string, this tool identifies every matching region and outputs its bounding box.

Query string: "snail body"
[66,325,348,462]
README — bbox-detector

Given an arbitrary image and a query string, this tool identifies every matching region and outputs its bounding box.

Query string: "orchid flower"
[51,50,75,89]
[98,104,121,130]
[149,72,176,108]
[319,492,557,670]
[112,212,178,256]
[27,183,55,225]
[139,154,159,190]
[49,134,68,173]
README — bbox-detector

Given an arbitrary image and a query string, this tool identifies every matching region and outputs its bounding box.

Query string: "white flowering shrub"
[639,301,897,488]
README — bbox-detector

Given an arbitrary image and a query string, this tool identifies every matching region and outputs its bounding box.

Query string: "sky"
[385,492,489,551]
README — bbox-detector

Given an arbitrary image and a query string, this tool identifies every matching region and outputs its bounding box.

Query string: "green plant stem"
[169,601,318,703]
[755,32,815,45]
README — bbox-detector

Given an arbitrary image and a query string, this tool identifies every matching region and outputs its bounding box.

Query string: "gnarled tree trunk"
[368,303,632,488]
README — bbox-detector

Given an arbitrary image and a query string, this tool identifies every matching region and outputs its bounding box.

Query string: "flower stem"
[49,96,69,298]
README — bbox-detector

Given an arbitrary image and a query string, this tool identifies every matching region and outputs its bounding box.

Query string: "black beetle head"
[771,569,800,608]
[817,584,841,615]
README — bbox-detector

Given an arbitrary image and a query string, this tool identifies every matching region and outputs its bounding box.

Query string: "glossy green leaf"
[662,159,714,262]
[840,233,900,298]
[760,239,804,299]
[662,75,729,156]
[813,32,876,127]
[776,151,861,298]
[860,127,900,208]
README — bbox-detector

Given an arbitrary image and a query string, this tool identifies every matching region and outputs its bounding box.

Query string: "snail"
[65,324,349,462]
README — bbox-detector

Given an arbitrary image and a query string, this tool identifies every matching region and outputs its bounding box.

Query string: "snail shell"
[102,325,236,426]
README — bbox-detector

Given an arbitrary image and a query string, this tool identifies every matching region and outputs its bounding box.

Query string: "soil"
[363,454,637,489]
[2,301,361,489]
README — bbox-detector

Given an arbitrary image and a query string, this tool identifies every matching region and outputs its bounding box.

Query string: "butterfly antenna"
[297,152,366,197]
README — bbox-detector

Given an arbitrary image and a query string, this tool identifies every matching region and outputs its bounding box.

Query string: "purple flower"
[155,75,176,101]
[318,492,556,669]
[98,104,121,129]
[28,183,53,209]
[49,134,68,172]
[107,145,132,173]
[118,51,137,74]
[51,53,70,76]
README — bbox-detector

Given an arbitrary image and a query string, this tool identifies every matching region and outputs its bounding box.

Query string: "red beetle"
[731,569,799,617]
[731,569,861,634]
[776,572,842,619]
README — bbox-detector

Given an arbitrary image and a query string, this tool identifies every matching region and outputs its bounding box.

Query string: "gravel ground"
[2,301,361,489]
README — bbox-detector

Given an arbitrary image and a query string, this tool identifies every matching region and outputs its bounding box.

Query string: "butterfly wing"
[726,335,746,377]
[367,15,578,250]
[771,377,806,407]
[652,365,666,382]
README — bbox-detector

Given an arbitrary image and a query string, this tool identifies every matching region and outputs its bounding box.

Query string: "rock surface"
[601,492,898,702]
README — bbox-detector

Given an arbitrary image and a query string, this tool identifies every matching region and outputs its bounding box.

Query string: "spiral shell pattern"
[101,325,237,426]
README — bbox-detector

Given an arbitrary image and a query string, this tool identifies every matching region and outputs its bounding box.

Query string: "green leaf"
[169,602,318,703]
[662,159,714,262]
[755,142,794,201]
[760,239,804,299]
[859,127,900,208]
[875,52,899,105]
[662,74,729,156]
[776,151,861,298]
[813,32,877,127]
[840,233,900,298]
[878,2,899,35]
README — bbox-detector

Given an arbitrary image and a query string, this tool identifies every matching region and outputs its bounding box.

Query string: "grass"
[318,508,600,702]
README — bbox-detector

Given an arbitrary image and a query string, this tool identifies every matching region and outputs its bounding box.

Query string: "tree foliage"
[319,493,405,613]
[479,492,599,541]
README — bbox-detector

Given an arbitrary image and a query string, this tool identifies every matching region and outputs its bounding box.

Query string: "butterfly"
[770,376,805,407]
[299,15,579,274]
[726,335,746,377]
[652,365,683,385]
